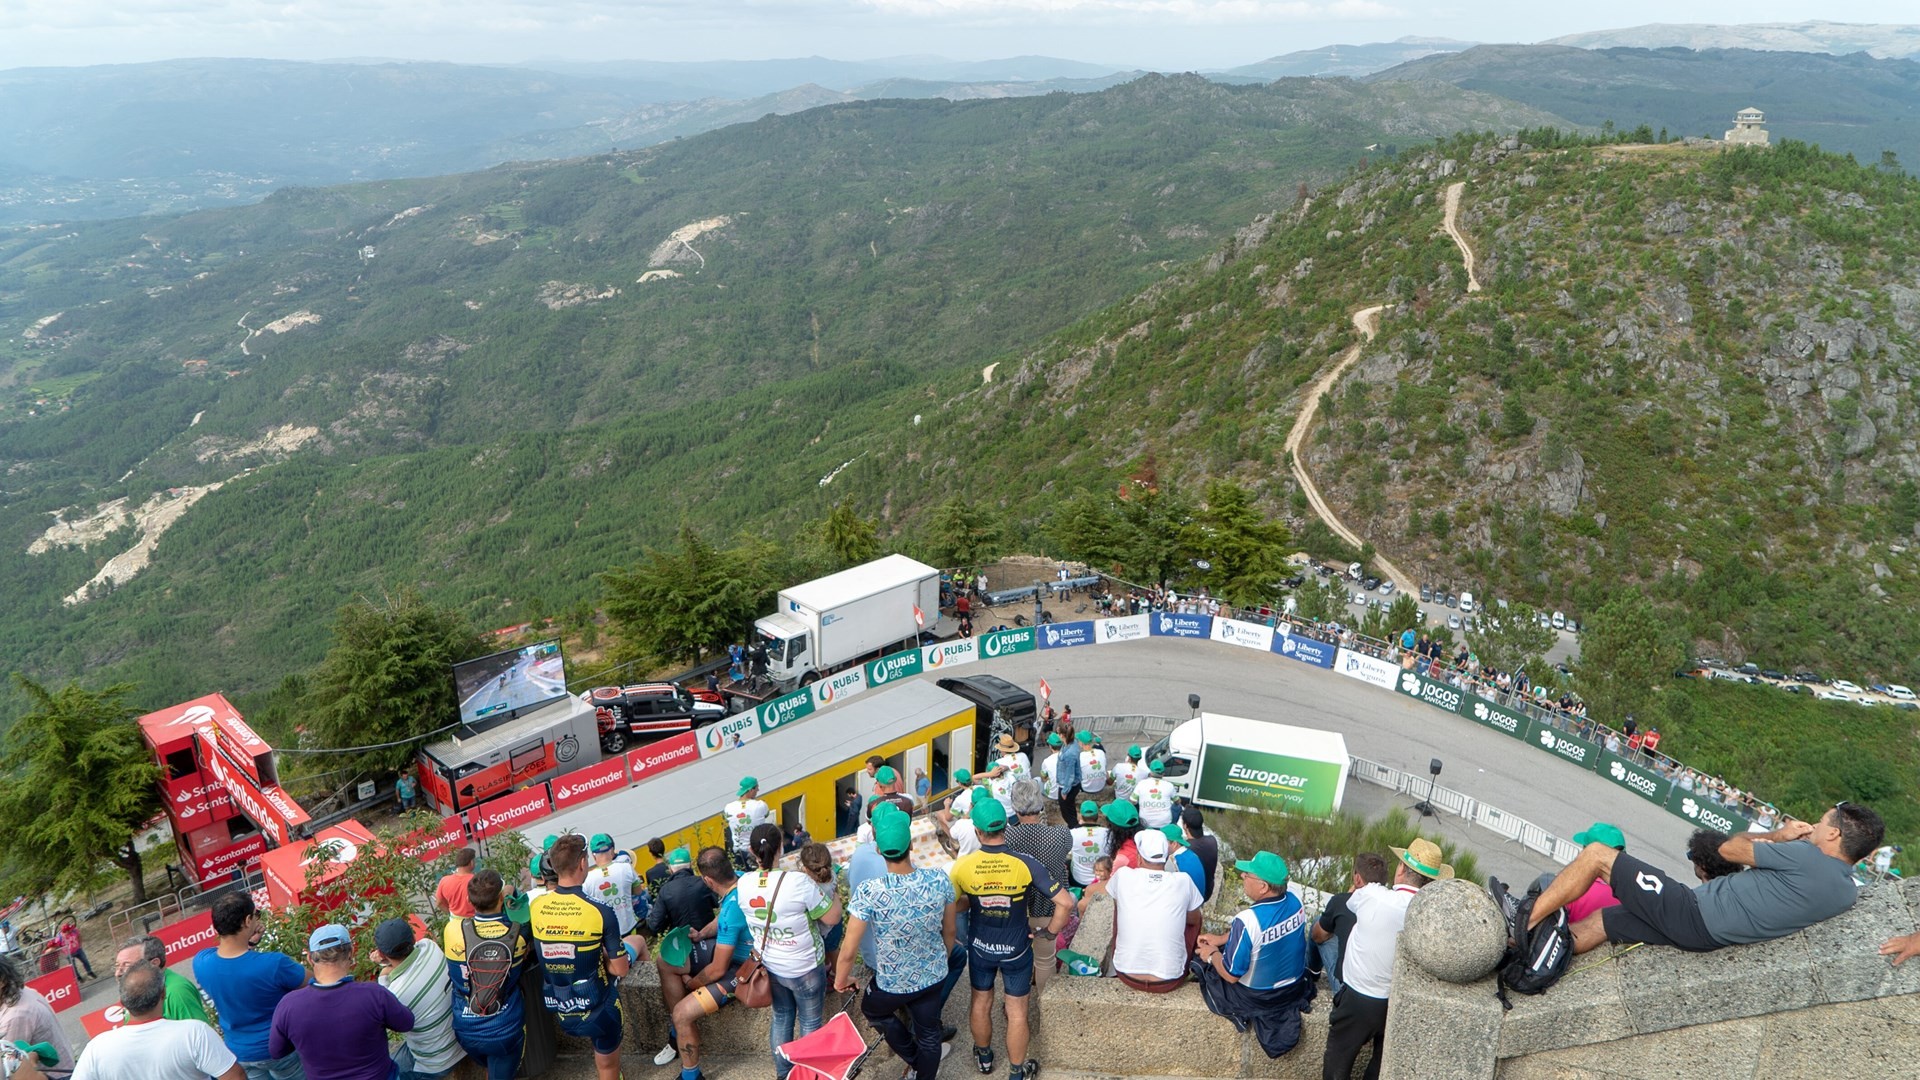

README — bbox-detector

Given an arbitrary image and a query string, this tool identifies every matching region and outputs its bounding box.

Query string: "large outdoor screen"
[453,639,568,729]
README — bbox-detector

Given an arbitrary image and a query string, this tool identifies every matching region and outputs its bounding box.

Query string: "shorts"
[1600,852,1721,952]
[690,970,739,1015]
[967,944,1034,996]
[561,1001,625,1055]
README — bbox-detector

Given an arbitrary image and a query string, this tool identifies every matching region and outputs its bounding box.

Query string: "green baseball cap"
[656,924,692,967]
[1048,733,1063,747]
[1102,800,1139,827]
[541,834,557,850]
[1234,851,1290,888]
[666,846,692,868]
[971,796,1008,832]
[876,766,897,785]
[1148,760,1165,775]
[738,776,759,795]
[1075,730,1093,745]
[873,804,913,858]
[1573,823,1626,850]
[1079,800,1099,819]
[954,768,972,785]
[528,853,544,877]
[1128,745,1142,760]
[1160,824,1184,846]
[504,891,531,925]
[590,833,615,853]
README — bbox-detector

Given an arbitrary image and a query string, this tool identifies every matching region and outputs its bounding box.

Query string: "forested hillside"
[0,75,1568,708]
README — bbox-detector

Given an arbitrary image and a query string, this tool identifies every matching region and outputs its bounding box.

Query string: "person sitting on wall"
[1529,803,1884,956]
[1193,851,1315,1059]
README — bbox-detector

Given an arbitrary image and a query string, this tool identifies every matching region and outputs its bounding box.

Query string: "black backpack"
[1487,877,1572,1009]
[460,918,517,1017]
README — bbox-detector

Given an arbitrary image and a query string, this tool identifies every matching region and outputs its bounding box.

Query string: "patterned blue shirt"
[848,867,955,994]
[1224,893,1310,990]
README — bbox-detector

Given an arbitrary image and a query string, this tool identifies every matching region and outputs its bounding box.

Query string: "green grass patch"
[1209,807,1483,894]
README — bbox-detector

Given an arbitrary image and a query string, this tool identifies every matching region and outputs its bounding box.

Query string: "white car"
[1831,679,1864,694]
[1551,610,1566,630]
[1350,592,1365,606]
[1814,689,1854,703]
[1447,613,1462,631]
[1888,685,1916,701]
[1379,580,1395,595]
[1460,591,1475,614]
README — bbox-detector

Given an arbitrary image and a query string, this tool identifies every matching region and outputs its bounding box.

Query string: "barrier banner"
[978,626,1037,658]
[627,731,700,782]
[155,909,218,967]
[468,783,553,839]
[396,815,469,864]
[865,649,923,687]
[1394,669,1468,716]
[551,755,630,809]
[697,711,761,757]
[1272,628,1336,669]
[1597,751,1674,806]
[80,1001,129,1038]
[1526,721,1603,773]
[1334,648,1398,690]
[1667,787,1753,835]
[1096,614,1150,643]
[757,689,817,734]
[811,666,868,709]
[1210,617,1275,652]
[26,967,79,1013]
[193,833,269,881]
[1148,612,1212,638]
[921,637,977,672]
[1039,620,1097,650]
[1463,694,1531,741]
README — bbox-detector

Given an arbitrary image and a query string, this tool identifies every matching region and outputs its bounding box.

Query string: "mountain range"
[1547,20,1920,59]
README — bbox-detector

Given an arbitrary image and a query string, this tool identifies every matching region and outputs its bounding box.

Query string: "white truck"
[1146,713,1349,818]
[751,554,940,689]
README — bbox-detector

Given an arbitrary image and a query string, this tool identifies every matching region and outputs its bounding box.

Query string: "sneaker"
[1016,1060,1039,1080]
[974,1045,995,1074]
[941,1024,959,1043]
[903,1044,954,1080]
[653,1043,680,1067]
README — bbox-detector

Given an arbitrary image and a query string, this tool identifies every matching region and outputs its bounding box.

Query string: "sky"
[0,1,1914,72]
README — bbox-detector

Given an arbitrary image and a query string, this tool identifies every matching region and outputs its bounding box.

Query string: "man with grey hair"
[61,964,243,1080]
[1003,778,1072,993]
[113,935,209,1024]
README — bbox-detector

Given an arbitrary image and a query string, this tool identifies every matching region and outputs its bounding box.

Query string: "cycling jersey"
[528,885,622,1025]
[950,845,1063,958]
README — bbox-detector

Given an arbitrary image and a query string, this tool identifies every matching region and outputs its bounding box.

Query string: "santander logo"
[558,769,626,800]
[165,704,217,729]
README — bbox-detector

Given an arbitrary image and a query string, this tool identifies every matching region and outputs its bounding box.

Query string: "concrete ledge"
[1032,976,1332,1078]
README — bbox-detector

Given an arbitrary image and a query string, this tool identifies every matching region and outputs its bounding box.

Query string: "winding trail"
[1443,180,1482,293]
[1285,181,1482,594]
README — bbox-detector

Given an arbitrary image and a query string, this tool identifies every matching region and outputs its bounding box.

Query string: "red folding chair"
[776,992,874,1080]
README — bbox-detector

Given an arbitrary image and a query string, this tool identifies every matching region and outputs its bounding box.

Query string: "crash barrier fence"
[107,862,266,944]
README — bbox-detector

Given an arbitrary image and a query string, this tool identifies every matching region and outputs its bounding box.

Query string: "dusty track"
[1443,180,1482,293]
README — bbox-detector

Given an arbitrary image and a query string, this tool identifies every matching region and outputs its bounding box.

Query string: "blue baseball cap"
[307,924,352,952]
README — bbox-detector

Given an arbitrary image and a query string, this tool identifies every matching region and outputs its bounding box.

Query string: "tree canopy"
[0,677,162,903]
[601,525,783,667]
[304,589,485,776]
[1573,589,1682,726]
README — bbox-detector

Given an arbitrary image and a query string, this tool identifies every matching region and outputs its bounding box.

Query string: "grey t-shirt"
[1693,840,1858,945]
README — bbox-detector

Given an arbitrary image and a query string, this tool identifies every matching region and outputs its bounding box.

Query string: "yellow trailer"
[538,680,976,868]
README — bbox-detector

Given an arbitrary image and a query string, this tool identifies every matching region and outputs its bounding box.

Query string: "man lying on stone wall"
[1526,802,1884,955]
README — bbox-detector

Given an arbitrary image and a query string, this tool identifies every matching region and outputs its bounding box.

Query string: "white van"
[1146,713,1349,818]
[1459,590,1475,614]
[1551,610,1566,630]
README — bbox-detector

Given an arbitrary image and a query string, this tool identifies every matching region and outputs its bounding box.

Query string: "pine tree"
[304,590,485,775]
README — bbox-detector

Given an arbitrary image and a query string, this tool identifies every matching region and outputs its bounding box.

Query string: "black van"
[936,674,1039,769]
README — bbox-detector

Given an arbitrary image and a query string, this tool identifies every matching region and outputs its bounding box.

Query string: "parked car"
[1420,584,1433,603]
[1379,580,1396,595]
[1447,613,1462,631]
[1814,689,1854,702]
[1888,685,1916,701]
[1444,593,1458,609]
[1551,610,1566,630]
[1414,609,1428,624]
[1362,575,1381,590]
[1350,592,1365,606]
[1700,657,1726,669]
[1760,669,1785,681]
[1737,663,1760,676]
[1897,702,1920,711]
[1282,575,1305,588]
[1781,684,1806,694]
[1791,671,1822,684]
[1832,679,1864,694]
[1857,697,1882,707]
[1536,611,1552,629]
[1460,591,1476,613]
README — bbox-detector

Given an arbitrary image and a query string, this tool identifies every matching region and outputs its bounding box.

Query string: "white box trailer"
[1147,713,1349,818]
[753,554,940,688]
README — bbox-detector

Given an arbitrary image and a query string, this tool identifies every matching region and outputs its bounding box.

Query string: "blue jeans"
[769,967,827,1080]
[392,1044,452,1080]
[1316,938,1343,997]
[453,1027,523,1080]
[240,1053,306,1080]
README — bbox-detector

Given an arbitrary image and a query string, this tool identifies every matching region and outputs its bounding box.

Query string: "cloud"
[858,0,1401,19]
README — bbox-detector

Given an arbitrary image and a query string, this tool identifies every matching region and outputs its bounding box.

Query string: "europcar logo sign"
[866,650,923,685]
[1149,613,1211,638]
[979,626,1036,657]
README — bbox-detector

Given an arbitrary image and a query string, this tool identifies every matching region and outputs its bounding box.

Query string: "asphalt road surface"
[964,637,1694,880]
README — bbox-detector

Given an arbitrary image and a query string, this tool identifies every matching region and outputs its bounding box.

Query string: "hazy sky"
[1,2,1913,72]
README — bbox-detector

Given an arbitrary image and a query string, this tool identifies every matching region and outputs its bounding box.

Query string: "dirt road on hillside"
[1443,181,1482,293]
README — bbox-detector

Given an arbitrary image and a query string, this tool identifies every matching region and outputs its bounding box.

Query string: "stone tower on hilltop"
[1724,106,1770,147]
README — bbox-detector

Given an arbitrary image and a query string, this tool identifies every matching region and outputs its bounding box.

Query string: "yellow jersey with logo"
[950,845,1062,957]
[529,885,621,1021]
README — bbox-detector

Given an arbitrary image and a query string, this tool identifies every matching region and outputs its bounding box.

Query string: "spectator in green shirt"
[114,936,211,1024]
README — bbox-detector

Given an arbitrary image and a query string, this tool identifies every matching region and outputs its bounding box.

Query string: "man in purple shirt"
[271,924,415,1080]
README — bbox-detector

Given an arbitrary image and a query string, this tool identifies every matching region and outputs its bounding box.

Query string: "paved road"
[960,637,1694,880]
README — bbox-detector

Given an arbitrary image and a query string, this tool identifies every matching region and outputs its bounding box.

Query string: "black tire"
[600,730,627,755]
[801,671,820,686]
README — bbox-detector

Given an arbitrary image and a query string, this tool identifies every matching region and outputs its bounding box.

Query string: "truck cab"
[754,614,811,684]
[935,674,1039,767]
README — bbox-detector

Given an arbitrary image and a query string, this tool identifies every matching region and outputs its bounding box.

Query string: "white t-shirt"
[1135,778,1177,828]
[724,798,771,851]
[987,753,1030,807]
[1340,882,1420,999]
[584,858,641,935]
[1067,825,1110,886]
[1112,760,1141,803]
[1078,749,1110,793]
[1038,753,1061,800]
[951,788,974,819]
[950,819,981,857]
[72,1018,237,1080]
[733,868,832,978]
[1107,865,1204,981]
